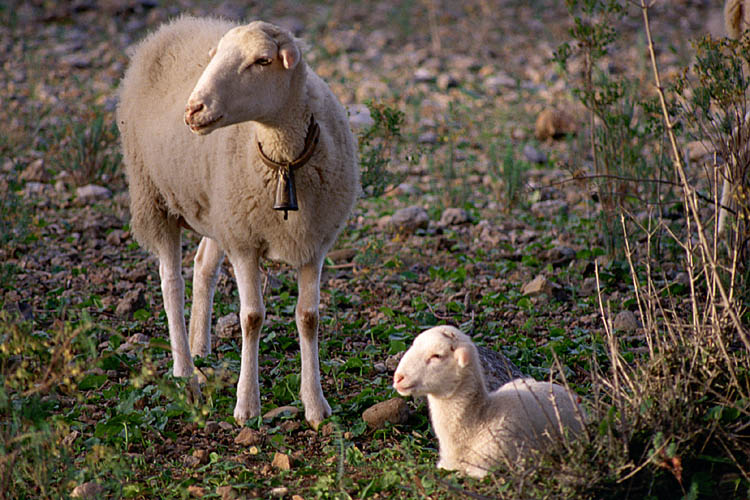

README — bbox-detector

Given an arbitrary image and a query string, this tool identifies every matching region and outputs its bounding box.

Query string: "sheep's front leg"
[157,225,194,378]
[296,258,331,428]
[231,253,265,424]
[189,237,225,359]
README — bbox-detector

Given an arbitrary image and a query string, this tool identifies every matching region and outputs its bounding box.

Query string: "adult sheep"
[393,326,584,478]
[117,16,359,428]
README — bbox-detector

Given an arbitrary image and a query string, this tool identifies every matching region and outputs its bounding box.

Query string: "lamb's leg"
[231,252,265,424]
[189,236,225,358]
[157,224,193,378]
[296,257,331,428]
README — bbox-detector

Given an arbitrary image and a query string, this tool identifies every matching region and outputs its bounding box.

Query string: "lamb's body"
[117,16,358,427]
[394,326,584,478]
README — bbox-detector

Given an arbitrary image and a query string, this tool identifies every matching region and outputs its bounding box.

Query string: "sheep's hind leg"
[189,237,225,362]
[156,222,196,386]
[296,257,331,429]
[231,252,265,424]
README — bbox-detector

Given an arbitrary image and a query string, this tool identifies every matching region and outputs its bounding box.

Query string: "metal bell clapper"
[273,166,298,220]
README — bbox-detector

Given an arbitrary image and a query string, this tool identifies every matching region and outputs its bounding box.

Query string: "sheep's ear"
[454,346,471,368]
[208,47,216,59]
[279,42,300,69]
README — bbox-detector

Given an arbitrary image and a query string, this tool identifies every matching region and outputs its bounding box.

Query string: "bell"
[273,168,298,219]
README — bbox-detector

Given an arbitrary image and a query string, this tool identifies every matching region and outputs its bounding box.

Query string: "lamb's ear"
[279,41,300,69]
[454,346,471,368]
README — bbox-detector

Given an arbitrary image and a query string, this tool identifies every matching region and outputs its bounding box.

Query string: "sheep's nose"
[393,372,404,387]
[185,102,204,118]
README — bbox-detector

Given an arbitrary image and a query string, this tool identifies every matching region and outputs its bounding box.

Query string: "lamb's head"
[185,21,303,135]
[393,325,476,398]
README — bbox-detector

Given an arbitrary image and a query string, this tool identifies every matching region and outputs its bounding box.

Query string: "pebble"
[389,206,429,233]
[522,274,560,296]
[613,310,639,332]
[362,397,410,428]
[76,184,112,203]
[530,199,568,218]
[271,452,292,471]
[216,313,240,339]
[71,482,103,499]
[439,207,470,226]
[522,143,548,164]
[234,427,263,446]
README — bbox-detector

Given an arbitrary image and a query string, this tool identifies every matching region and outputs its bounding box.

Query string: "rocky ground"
[0,0,737,498]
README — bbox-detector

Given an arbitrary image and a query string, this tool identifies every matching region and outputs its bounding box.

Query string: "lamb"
[116,16,359,428]
[393,325,584,478]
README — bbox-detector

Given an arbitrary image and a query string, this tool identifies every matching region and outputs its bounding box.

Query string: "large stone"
[234,427,263,446]
[362,397,410,429]
[522,274,561,296]
[272,452,292,471]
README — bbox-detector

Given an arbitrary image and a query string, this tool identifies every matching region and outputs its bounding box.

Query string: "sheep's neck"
[428,370,491,450]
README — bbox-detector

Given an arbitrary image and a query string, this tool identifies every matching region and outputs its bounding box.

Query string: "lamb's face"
[185,22,301,135]
[393,326,473,398]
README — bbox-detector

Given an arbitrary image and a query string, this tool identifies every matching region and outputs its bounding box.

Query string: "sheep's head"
[185,21,302,135]
[393,325,475,398]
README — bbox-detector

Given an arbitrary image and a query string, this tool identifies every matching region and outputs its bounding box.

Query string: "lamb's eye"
[256,57,272,66]
[427,353,442,363]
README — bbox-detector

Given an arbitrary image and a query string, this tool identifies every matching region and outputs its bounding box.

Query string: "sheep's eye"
[427,353,442,363]
[256,57,272,66]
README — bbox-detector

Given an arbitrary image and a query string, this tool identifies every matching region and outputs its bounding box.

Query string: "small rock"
[417,131,438,144]
[187,484,205,497]
[613,310,639,332]
[439,207,470,226]
[76,184,112,203]
[674,272,690,286]
[22,181,49,196]
[476,345,524,392]
[193,448,210,465]
[20,159,49,182]
[182,454,201,467]
[115,288,146,317]
[217,485,237,500]
[62,430,80,447]
[373,362,387,373]
[216,313,240,339]
[263,405,299,420]
[580,277,599,296]
[535,108,577,140]
[522,274,559,296]
[204,421,220,433]
[686,140,712,161]
[71,482,104,499]
[437,73,458,90]
[347,104,375,131]
[127,333,149,345]
[362,398,410,429]
[484,72,516,92]
[271,452,292,471]
[530,199,568,218]
[105,229,125,246]
[390,206,429,233]
[385,352,404,371]
[235,427,263,446]
[522,143,547,164]
[544,245,576,266]
[219,421,234,431]
[414,67,434,83]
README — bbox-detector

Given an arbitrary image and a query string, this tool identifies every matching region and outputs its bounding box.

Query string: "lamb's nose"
[393,373,404,387]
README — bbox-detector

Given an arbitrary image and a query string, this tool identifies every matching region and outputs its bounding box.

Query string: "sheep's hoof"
[233,404,261,425]
[186,375,203,405]
[305,399,332,430]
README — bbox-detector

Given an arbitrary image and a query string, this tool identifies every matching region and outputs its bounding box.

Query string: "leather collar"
[256,114,320,173]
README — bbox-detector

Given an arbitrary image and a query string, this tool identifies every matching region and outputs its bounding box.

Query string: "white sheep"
[393,325,584,478]
[117,16,359,428]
